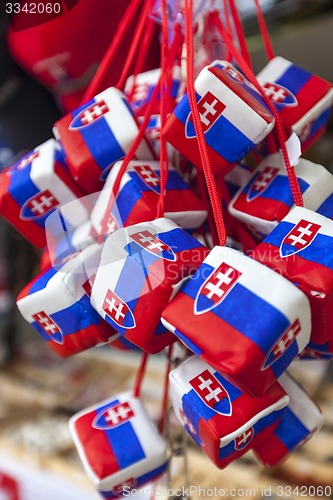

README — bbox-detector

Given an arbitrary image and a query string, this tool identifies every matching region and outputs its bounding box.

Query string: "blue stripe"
[182,389,216,435]
[316,193,333,219]
[243,175,309,204]
[275,65,311,99]
[269,340,299,378]
[28,267,58,294]
[218,407,286,459]
[214,371,242,403]
[274,407,309,451]
[264,221,333,271]
[96,399,146,470]
[155,320,168,335]
[128,169,189,194]
[308,107,331,137]
[158,228,205,253]
[117,181,142,224]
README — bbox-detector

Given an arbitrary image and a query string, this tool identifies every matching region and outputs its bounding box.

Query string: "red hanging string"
[159,344,174,434]
[133,351,149,398]
[254,0,275,61]
[157,0,170,218]
[116,0,156,91]
[184,0,226,247]
[228,0,252,69]
[82,0,144,103]
[211,12,303,207]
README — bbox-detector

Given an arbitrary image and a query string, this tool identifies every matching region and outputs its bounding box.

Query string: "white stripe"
[293,88,333,133]
[284,206,333,237]
[69,392,167,490]
[256,56,293,85]
[196,66,275,144]
[278,373,324,432]
[224,163,253,188]
[30,139,89,227]
[202,246,311,351]
[96,88,154,161]
[71,220,96,249]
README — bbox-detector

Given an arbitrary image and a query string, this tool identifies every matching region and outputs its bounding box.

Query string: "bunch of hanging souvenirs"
[1,3,333,499]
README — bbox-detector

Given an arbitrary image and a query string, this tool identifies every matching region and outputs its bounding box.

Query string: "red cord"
[254,0,275,61]
[211,12,303,207]
[228,0,252,69]
[185,0,226,247]
[116,0,156,91]
[82,0,144,102]
[133,351,149,398]
[159,345,173,434]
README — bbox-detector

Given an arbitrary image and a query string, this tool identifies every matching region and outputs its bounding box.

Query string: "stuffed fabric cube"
[257,56,333,152]
[69,392,167,499]
[0,139,88,248]
[90,160,207,240]
[252,207,333,345]
[53,87,155,194]
[170,356,289,469]
[17,244,118,357]
[163,61,275,175]
[229,153,333,236]
[162,246,311,397]
[91,218,209,353]
[253,373,324,467]
[125,66,182,116]
[300,341,333,360]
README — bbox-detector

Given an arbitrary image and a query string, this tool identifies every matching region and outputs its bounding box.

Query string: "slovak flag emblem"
[21,189,59,219]
[280,219,321,257]
[262,319,302,370]
[189,369,232,416]
[113,478,137,495]
[13,151,40,172]
[32,311,63,344]
[185,91,226,138]
[194,262,241,315]
[69,99,110,129]
[262,82,297,107]
[224,64,244,83]
[246,166,279,201]
[234,427,254,450]
[130,230,176,261]
[103,289,136,329]
[134,165,160,192]
[93,401,135,430]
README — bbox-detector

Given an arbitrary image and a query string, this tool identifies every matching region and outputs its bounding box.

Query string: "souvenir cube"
[163,61,275,175]
[0,139,88,248]
[17,244,118,357]
[170,356,289,469]
[53,87,155,193]
[91,218,209,353]
[125,66,182,116]
[90,160,207,240]
[300,341,333,360]
[257,56,333,152]
[162,246,311,397]
[229,153,333,236]
[69,392,168,499]
[252,207,333,345]
[253,373,324,467]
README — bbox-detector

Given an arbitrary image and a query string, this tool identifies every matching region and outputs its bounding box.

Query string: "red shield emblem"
[247,166,279,201]
[234,427,254,450]
[185,91,226,138]
[189,369,232,416]
[224,65,244,83]
[262,82,297,106]
[263,319,302,369]
[93,401,135,430]
[103,289,136,329]
[113,478,137,496]
[130,230,176,261]
[15,151,40,170]
[69,99,109,129]
[134,165,160,191]
[280,219,321,257]
[21,189,59,219]
[194,262,241,315]
[32,311,63,344]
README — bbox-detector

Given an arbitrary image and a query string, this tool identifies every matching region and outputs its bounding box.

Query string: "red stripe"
[280,77,332,127]
[53,160,86,199]
[253,430,289,467]
[0,172,46,248]
[252,241,332,344]
[163,116,235,175]
[74,410,120,479]
[163,292,277,397]
[300,126,326,154]
[232,191,291,224]
[55,114,105,194]
[123,197,156,227]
